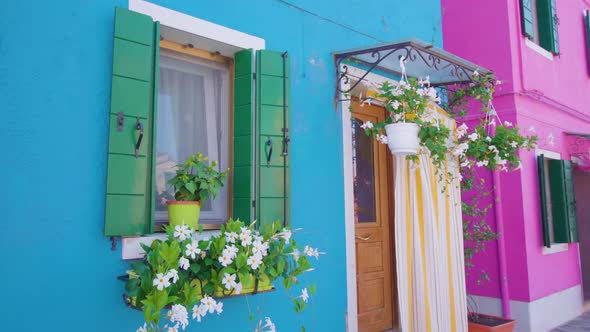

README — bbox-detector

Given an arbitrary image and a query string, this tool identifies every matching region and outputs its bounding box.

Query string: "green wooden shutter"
[537,155,551,247]
[233,49,255,223]
[538,0,560,54]
[548,159,578,243]
[256,50,290,229]
[105,7,159,236]
[585,11,590,76]
[520,0,536,40]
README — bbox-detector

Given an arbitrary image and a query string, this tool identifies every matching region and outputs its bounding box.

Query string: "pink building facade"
[443,1,590,331]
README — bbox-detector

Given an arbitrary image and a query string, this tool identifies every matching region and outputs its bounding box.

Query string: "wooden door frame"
[340,66,399,332]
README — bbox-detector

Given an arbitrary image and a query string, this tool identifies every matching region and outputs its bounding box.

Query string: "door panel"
[351,101,395,332]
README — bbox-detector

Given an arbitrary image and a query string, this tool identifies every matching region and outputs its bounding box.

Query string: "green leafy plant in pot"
[167,152,229,228]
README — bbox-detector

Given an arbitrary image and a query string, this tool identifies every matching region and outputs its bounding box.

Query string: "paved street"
[552,311,590,331]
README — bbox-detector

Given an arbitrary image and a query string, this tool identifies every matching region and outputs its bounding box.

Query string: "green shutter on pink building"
[537,155,551,247]
[520,0,536,40]
[548,159,578,243]
[104,7,159,236]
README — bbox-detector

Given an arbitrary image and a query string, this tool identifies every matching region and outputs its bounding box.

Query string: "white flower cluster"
[167,304,189,330]
[153,269,179,291]
[192,296,223,322]
[255,317,277,332]
[219,227,270,271]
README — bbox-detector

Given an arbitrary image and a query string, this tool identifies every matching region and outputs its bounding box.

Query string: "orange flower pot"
[468,313,516,332]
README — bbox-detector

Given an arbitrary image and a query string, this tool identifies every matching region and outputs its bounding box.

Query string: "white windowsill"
[122,230,221,260]
[543,243,569,255]
[525,38,554,60]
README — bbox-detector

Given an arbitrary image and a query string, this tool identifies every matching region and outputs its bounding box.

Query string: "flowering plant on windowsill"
[125,219,322,332]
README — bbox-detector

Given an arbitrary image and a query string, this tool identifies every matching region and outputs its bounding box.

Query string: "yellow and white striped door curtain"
[393,121,468,331]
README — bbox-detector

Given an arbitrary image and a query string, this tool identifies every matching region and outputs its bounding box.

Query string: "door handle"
[135,118,144,158]
[265,136,273,167]
[355,234,372,241]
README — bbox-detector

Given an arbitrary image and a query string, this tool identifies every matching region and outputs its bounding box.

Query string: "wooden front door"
[350,101,396,332]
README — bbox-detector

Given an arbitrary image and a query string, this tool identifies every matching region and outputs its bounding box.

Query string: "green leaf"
[185,182,197,194]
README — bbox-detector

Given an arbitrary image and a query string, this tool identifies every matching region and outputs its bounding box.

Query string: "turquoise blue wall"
[0,1,441,331]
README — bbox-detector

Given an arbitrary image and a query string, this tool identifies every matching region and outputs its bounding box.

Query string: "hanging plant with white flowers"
[125,219,323,332]
[359,61,537,186]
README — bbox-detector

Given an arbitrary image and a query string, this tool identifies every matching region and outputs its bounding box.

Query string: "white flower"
[495,157,507,165]
[167,324,179,332]
[304,245,320,259]
[393,113,404,122]
[200,296,217,314]
[485,136,492,142]
[223,244,239,259]
[168,304,189,330]
[503,121,513,127]
[252,241,269,256]
[473,69,480,76]
[376,134,388,145]
[174,225,191,241]
[488,145,498,153]
[468,133,479,141]
[489,118,496,126]
[179,257,190,270]
[510,141,518,148]
[218,253,233,267]
[166,269,179,284]
[214,301,223,315]
[476,160,489,167]
[185,241,201,259]
[418,76,430,86]
[452,142,469,157]
[239,228,253,246]
[136,323,148,332]
[247,253,263,270]
[390,100,401,110]
[280,228,292,242]
[456,123,468,139]
[291,248,301,261]
[234,282,243,294]
[222,273,237,290]
[496,80,502,85]
[360,121,374,130]
[153,273,171,291]
[263,317,276,332]
[192,304,207,322]
[225,232,238,244]
[301,288,310,303]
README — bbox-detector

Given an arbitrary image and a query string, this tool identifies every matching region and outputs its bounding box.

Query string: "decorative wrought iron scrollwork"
[335,41,486,97]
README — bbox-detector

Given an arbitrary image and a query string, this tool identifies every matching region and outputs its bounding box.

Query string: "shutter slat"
[256,50,290,229]
[563,160,578,242]
[548,159,571,243]
[105,7,157,236]
[520,0,536,40]
[550,0,560,54]
[537,155,551,247]
[232,49,255,224]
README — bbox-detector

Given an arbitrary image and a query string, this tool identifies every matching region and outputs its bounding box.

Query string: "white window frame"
[536,148,569,254]
[122,0,265,260]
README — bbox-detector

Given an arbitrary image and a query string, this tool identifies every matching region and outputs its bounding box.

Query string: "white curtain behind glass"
[155,52,229,225]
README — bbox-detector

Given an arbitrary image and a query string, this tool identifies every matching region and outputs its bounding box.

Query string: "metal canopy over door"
[351,101,397,332]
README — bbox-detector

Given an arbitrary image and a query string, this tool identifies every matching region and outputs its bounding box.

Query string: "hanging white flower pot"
[384,123,420,155]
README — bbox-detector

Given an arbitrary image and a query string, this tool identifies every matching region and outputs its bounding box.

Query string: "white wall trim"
[525,38,554,61]
[469,285,583,332]
[340,66,398,332]
[128,0,265,51]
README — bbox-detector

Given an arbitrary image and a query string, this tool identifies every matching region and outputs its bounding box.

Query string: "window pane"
[155,53,230,226]
[352,118,377,223]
